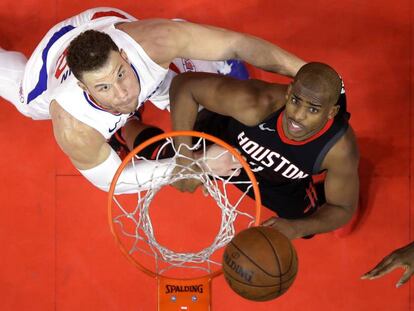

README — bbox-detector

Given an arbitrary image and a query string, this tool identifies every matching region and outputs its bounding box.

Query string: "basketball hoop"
[108,131,261,310]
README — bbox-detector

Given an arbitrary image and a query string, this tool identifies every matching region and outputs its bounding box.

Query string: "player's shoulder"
[323,126,359,170]
[117,18,186,66]
[50,100,105,156]
[117,18,184,44]
[265,83,288,110]
[244,80,287,116]
[226,79,286,125]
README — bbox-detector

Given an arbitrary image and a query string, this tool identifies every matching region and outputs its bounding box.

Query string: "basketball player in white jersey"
[0,7,305,193]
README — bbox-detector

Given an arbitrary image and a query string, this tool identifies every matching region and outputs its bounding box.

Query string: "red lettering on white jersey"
[55,49,68,79]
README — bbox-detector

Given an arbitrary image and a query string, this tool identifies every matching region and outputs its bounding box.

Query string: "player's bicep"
[56,130,110,170]
[324,163,359,212]
[198,81,253,113]
[199,78,272,126]
[173,73,266,125]
[172,21,240,60]
[323,132,359,212]
[50,107,110,170]
[122,19,237,65]
[67,138,111,170]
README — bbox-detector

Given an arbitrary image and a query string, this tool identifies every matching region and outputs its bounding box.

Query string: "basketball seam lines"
[256,228,283,294]
[230,241,282,278]
[257,227,297,279]
[230,232,295,278]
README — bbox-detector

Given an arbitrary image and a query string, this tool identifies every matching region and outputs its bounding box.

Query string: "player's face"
[283,83,339,141]
[80,50,140,114]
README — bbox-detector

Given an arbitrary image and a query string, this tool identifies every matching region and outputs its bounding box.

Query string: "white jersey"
[21,7,246,139]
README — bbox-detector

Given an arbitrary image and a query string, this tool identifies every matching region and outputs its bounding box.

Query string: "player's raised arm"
[170,72,282,131]
[169,73,253,192]
[169,72,284,192]
[119,19,305,76]
[170,72,273,155]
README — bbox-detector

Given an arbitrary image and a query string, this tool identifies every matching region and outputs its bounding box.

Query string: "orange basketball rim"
[108,131,262,311]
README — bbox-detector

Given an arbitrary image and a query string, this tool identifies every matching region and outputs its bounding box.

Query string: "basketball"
[222,226,298,301]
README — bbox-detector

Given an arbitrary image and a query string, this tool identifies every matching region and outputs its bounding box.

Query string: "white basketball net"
[110,135,259,275]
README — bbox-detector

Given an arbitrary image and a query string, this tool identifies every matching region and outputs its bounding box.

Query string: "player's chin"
[117,102,137,114]
[287,129,308,140]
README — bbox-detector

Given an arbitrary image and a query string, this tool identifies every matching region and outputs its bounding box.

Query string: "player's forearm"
[232,34,305,77]
[170,75,201,150]
[170,92,199,133]
[288,202,355,238]
[79,148,173,194]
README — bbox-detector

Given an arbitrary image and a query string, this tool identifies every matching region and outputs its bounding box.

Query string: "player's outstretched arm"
[361,241,414,288]
[121,19,305,76]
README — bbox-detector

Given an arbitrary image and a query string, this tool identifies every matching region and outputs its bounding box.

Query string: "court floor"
[0,1,412,310]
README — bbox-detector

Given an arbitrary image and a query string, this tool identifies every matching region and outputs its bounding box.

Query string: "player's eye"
[99,85,110,91]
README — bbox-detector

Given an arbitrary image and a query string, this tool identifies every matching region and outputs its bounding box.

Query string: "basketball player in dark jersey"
[169,62,359,240]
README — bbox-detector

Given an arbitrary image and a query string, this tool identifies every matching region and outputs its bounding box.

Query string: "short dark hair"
[66,30,119,81]
[294,62,342,105]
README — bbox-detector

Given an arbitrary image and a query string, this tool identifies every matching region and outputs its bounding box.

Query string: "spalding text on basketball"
[223,251,253,283]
